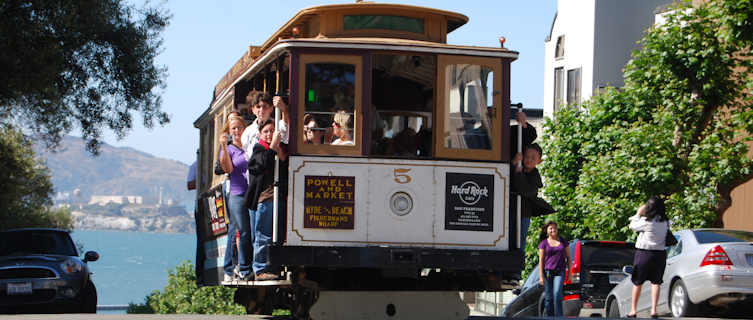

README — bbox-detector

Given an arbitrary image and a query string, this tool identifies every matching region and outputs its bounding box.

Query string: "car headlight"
[60,258,83,274]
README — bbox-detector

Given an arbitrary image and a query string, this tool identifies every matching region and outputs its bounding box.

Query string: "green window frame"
[344,15,424,34]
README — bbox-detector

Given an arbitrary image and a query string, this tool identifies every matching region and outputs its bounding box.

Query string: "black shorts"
[631,249,667,285]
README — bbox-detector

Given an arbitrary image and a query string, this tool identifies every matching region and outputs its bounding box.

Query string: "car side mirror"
[84,251,99,263]
[512,288,521,295]
[622,265,633,275]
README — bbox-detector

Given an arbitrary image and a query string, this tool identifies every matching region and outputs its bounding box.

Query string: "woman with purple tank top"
[538,221,571,317]
[219,115,253,281]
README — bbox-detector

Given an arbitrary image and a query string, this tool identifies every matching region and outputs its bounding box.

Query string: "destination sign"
[304,176,355,229]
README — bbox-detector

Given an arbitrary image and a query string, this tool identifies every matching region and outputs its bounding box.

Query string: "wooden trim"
[296,54,363,156]
[362,54,372,156]
[501,59,512,162]
[435,55,503,161]
[289,51,300,154]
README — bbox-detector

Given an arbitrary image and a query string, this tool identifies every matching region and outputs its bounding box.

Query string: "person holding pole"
[245,118,286,281]
[510,105,542,251]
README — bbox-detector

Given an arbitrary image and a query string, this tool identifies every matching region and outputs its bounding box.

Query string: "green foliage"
[128,261,246,315]
[0,124,73,230]
[0,0,170,155]
[537,0,753,273]
[126,293,156,314]
[273,309,292,316]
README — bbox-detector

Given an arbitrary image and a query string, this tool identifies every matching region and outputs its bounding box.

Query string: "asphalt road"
[0,316,276,320]
[0,315,739,320]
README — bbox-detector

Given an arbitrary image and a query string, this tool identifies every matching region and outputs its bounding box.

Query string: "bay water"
[70,230,195,310]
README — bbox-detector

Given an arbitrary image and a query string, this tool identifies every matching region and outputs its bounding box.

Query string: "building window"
[344,15,424,33]
[555,35,565,59]
[567,68,581,105]
[553,67,564,112]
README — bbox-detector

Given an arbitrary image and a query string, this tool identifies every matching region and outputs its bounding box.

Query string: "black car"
[501,239,635,317]
[0,228,99,313]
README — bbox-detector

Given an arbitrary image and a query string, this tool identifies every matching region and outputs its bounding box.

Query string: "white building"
[543,0,673,118]
[88,195,143,206]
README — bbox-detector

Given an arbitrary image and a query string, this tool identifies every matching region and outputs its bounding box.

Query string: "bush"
[127,261,245,315]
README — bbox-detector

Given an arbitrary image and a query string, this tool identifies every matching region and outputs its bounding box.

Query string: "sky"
[97,0,557,166]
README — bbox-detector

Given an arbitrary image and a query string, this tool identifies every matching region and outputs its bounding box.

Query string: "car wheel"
[607,297,620,318]
[670,280,696,318]
[80,281,97,313]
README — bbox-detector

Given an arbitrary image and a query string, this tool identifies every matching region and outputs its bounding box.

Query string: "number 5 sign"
[393,168,412,184]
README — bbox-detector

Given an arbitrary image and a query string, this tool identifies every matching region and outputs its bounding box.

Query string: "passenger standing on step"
[245,119,286,281]
[219,115,253,281]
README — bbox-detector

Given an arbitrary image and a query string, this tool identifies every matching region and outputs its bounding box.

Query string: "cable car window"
[371,54,435,157]
[297,55,362,155]
[435,55,502,161]
[443,64,494,150]
[344,15,424,34]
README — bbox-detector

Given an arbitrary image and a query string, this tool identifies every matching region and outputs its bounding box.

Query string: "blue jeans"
[543,269,565,316]
[222,181,237,275]
[253,199,273,274]
[223,194,253,278]
[521,216,531,250]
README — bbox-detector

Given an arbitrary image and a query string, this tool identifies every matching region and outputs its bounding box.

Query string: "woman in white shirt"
[330,110,354,146]
[626,196,670,318]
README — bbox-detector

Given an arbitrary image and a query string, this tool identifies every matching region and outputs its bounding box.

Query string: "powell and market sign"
[445,173,494,232]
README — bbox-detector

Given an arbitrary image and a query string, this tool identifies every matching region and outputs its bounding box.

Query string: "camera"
[226,133,233,145]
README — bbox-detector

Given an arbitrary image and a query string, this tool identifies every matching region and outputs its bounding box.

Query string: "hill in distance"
[34,136,196,233]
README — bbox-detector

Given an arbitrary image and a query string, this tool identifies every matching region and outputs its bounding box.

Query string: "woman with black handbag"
[626,196,670,318]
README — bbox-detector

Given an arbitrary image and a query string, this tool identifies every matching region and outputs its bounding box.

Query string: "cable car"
[192,2,523,318]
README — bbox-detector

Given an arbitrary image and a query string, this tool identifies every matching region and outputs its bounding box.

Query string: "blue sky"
[99,0,557,165]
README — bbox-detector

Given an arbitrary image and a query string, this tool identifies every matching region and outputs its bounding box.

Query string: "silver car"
[605,229,753,318]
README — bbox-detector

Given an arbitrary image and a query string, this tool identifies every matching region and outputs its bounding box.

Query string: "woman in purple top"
[219,115,253,281]
[538,221,571,317]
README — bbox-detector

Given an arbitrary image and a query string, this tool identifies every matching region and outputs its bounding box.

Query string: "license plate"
[609,273,626,284]
[7,282,32,295]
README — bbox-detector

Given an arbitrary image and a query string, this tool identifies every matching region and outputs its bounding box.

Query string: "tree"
[0,0,170,154]
[131,261,246,315]
[0,124,72,230]
[535,0,753,257]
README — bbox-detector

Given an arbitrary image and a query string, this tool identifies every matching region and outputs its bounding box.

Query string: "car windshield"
[521,266,540,290]
[693,230,753,244]
[0,230,77,256]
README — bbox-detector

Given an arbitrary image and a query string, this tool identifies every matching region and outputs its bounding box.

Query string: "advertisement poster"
[445,172,494,231]
[206,186,228,236]
[303,175,355,229]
